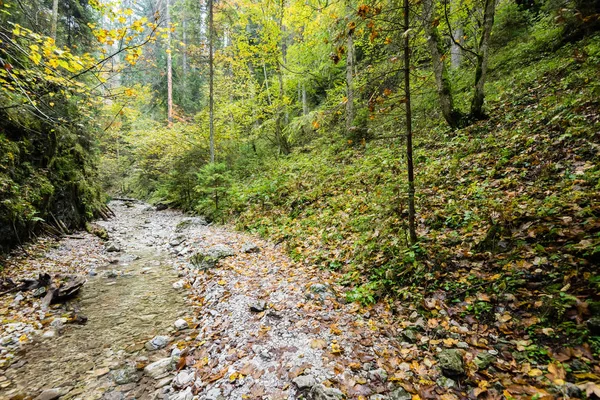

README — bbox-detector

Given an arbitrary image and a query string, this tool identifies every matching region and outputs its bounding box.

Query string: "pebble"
[174,319,189,330]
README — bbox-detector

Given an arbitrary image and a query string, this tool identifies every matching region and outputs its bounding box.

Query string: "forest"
[0,0,600,398]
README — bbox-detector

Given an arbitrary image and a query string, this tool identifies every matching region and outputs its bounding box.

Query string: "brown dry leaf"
[578,382,600,398]
[330,324,342,335]
[311,338,327,349]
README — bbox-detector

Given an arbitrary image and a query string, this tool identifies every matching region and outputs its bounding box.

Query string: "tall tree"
[208,0,215,163]
[166,0,174,126]
[345,2,355,136]
[51,0,59,40]
[404,0,416,244]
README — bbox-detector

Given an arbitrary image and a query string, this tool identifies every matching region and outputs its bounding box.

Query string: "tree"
[421,0,497,128]
[166,0,174,125]
[208,0,215,163]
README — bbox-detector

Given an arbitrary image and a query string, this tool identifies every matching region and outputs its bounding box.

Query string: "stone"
[35,389,62,400]
[587,316,600,335]
[102,391,124,400]
[169,235,186,247]
[293,375,317,390]
[42,330,56,339]
[389,387,412,400]
[13,293,24,304]
[174,319,189,331]
[169,387,193,400]
[369,368,388,382]
[105,242,121,252]
[173,370,195,388]
[437,376,457,389]
[111,366,140,384]
[144,358,173,379]
[310,384,345,400]
[241,242,260,253]
[438,349,464,376]
[189,245,234,269]
[249,301,267,312]
[474,351,496,370]
[309,284,329,293]
[172,280,185,290]
[155,377,173,389]
[565,382,582,398]
[401,329,417,343]
[456,341,469,349]
[203,387,222,400]
[145,335,170,350]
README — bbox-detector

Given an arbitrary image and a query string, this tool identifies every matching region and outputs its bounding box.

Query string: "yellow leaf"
[528,368,543,377]
[118,16,127,24]
[217,280,226,285]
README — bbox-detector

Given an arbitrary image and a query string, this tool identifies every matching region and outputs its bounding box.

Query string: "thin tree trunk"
[450,27,463,68]
[51,0,58,40]
[182,18,188,79]
[166,0,173,126]
[208,0,215,163]
[275,0,290,155]
[302,83,308,115]
[421,0,463,129]
[404,0,417,245]
[470,0,496,118]
[345,10,355,135]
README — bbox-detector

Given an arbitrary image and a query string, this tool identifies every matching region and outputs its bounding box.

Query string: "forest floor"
[0,201,596,400]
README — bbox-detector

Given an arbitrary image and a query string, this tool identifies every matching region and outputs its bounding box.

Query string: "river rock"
[173,370,195,388]
[170,387,193,400]
[189,245,235,269]
[169,234,186,247]
[105,242,121,252]
[144,358,173,379]
[172,280,185,290]
[389,387,412,400]
[241,242,259,253]
[310,384,344,400]
[249,300,267,312]
[438,349,464,376]
[35,388,65,400]
[474,351,496,370]
[145,335,170,350]
[293,375,316,389]
[174,319,189,330]
[112,366,140,384]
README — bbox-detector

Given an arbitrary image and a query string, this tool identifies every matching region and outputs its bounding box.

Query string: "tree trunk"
[275,0,290,155]
[470,0,496,119]
[421,0,463,129]
[166,0,173,126]
[51,0,59,40]
[208,0,215,163]
[450,27,463,68]
[302,83,308,115]
[182,18,188,79]
[404,0,417,245]
[345,14,355,135]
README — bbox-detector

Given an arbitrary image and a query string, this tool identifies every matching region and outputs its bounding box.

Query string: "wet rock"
[146,335,170,350]
[172,280,185,290]
[105,242,121,252]
[112,366,140,384]
[156,204,168,211]
[310,384,344,400]
[456,341,469,349]
[249,301,267,312]
[293,375,317,390]
[241,242,259,253]
[35,388,62,400]
[144,358,173,379]
[438,349,464,376]
[174,319,189,331]
[474,351,496,370]
[156,376,173,388]
[389,387,412,400]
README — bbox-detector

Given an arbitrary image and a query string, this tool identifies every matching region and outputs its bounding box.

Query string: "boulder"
[105,242,121,252]
[189,245,235,269]
[438,349,464,376]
